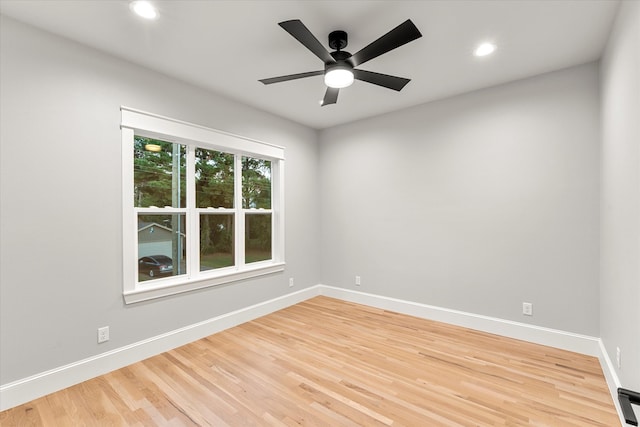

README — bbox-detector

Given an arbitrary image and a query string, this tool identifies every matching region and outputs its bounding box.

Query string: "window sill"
[123,262,286,304]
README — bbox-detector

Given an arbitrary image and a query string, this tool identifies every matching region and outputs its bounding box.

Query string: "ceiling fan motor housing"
[328,30,348,51]
[327,50,354,72]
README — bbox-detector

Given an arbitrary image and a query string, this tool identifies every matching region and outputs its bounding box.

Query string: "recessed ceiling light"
[474,42,496,57]
[130,1,158,20]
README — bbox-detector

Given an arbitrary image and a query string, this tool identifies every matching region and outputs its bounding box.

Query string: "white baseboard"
[0,286,321,411]
[318,285,601,355]
[597,339,625,426]
[0,283,624,425]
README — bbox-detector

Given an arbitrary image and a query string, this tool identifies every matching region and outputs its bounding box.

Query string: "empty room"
[0,0,638,425]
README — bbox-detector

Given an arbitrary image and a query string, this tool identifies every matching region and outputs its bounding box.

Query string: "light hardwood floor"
[0,296,619,426]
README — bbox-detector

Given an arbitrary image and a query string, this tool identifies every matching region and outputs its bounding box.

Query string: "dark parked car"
[138,255,173,277]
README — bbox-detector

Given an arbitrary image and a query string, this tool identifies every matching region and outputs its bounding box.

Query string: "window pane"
[245,213,271,263]
[138,214,186,282]
[242,157,271,209]
[134,137,186,208]
[195,148,234,208]
[200,214,234,271]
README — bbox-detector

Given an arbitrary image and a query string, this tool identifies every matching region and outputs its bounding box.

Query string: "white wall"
[0,16,319,384]
[319,63,601,336]
[600,0,640,391]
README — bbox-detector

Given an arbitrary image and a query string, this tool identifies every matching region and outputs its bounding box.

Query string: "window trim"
[121,107,285,304]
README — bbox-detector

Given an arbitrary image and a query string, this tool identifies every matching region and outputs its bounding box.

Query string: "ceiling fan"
[259,19,422,106]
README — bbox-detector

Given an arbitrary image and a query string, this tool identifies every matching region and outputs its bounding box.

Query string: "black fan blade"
[322,87,339,106]
[279,20,336,64]
[259,70,324,85]
[353,69,411,91]
[350,20,422,67]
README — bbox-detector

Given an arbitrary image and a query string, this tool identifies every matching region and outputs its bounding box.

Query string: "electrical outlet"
[97,326,110,343]
[355,276,361,286]
[522,302,533,316]
[289,277,294,288]
[616,347,621,369]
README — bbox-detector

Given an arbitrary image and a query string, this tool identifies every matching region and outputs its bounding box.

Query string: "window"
[121,107,285,303]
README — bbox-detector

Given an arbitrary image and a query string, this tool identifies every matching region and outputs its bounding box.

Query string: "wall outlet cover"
[97,326,110,343]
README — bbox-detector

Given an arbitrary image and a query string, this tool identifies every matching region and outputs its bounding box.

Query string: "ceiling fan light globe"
[324,69,354,88]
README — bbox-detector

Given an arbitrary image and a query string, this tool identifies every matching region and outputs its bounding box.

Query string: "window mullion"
[187,145,197,276]
[272,159,284,263]
[235,155,244,269]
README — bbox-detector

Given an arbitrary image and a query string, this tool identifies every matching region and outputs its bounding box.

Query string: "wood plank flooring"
[0,296,619,426]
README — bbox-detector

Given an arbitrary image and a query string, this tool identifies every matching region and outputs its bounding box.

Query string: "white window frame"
[121,107,285,304]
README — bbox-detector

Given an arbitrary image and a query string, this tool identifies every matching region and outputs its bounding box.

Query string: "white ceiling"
[0,0,619,129]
